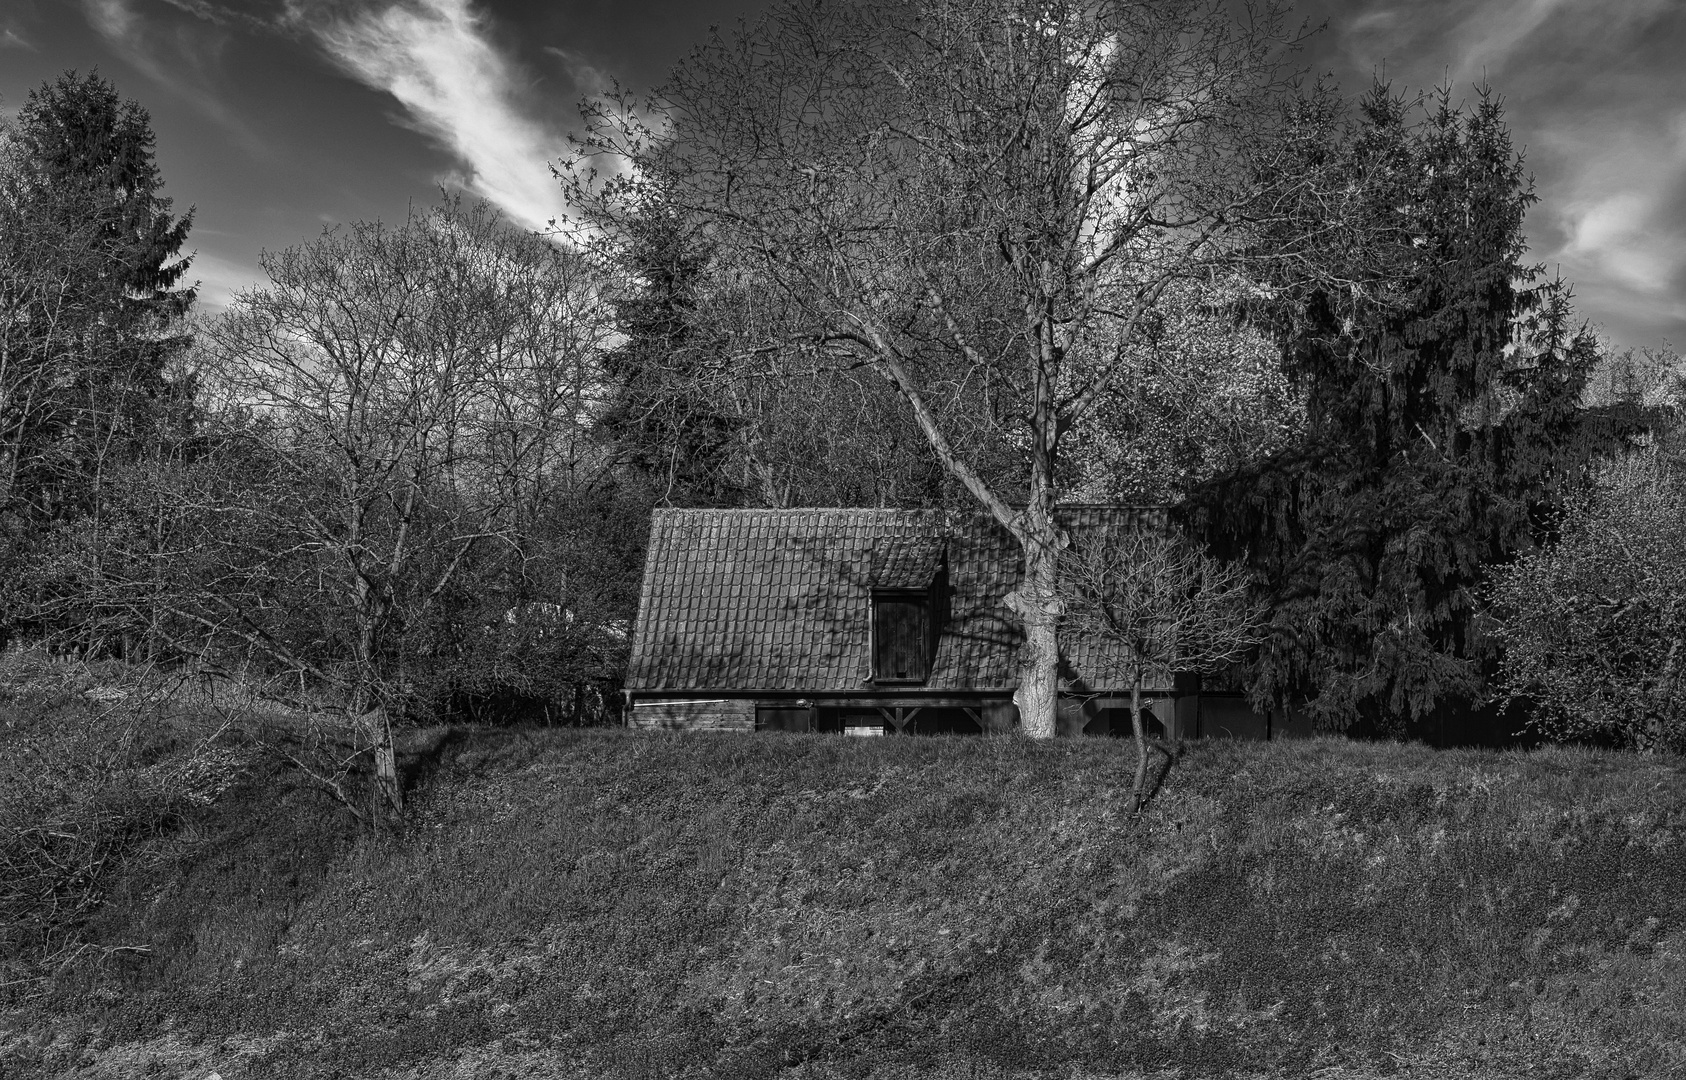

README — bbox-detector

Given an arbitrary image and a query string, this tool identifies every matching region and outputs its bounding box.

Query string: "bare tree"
[162,198,616,809]
[569,0,1348,736]
[1061,526,1261,809]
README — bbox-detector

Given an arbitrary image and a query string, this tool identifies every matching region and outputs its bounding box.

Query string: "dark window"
[1092,707,1165,739]
[873,595,929,683]
[756,705,811,732]
[905,707,982,735]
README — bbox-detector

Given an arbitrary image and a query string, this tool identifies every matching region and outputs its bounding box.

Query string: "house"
[625,506,1287,737]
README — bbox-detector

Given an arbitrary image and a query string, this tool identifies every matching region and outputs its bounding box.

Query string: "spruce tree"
[0,71,196,646]
[14,71,195,319]
[595,194,749,506]
[1189,84,1603,734]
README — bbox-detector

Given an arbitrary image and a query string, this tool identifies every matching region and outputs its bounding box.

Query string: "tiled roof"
[627,506,1169,694]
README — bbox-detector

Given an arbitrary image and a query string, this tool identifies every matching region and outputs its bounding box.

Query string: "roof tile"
[627,507,1168,693]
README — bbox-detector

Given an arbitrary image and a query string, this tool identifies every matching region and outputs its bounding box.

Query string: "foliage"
[593,192,746,506]
[1581,342,1685,462]
[0,71,198,648]
[1066,286,1306,504]
[1490,449,1686,751]
[0,71,195,527]
[1586,342,1685,413]
[569,0,1351,736]
[593,164,971,511]
[1189,84,1603,733]
[7,728,1685,1078]
[0,646,246,988]
[172,197,630,735]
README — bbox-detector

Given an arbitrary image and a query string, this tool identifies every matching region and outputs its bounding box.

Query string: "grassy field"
[3,673,1686,1079]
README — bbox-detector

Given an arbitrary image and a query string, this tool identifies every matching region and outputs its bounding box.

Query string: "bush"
[0,646,246,990]
[1490,449,1686,750]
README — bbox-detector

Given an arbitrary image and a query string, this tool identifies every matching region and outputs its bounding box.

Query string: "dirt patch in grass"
[4,728,1685,1079]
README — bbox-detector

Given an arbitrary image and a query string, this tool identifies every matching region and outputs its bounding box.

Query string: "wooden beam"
[877,706,923,733]
[829,696,1009,710]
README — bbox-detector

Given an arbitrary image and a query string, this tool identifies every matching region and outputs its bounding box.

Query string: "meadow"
[2,653,1684,1079]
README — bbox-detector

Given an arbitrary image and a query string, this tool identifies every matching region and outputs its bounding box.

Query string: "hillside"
[4,707,1686,1079]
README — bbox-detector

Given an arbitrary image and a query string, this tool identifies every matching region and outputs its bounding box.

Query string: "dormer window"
[870,552,947,684]
[872,590,931,683]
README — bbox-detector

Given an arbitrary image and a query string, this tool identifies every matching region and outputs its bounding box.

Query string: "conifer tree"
[0,71,196,646]
[1189,85,1602,733]
[0,70,195,520]
[595,192,748,506]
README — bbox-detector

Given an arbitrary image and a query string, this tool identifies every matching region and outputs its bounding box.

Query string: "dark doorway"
[756,705,812,732]
[1087,707,1164,739]
[905,707,984,735]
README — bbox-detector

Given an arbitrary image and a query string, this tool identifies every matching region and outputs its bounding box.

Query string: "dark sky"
[3,0,1683,351]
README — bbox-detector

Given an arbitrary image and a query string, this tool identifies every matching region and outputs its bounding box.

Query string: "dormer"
[870,551,948,685]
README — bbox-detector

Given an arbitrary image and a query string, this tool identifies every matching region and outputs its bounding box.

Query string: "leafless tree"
[1061,525,1261,809]
[568,0,1351,736]
[104,198,620,809]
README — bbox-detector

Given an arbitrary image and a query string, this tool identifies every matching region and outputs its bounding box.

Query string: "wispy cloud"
[84,0,139,42]
[1,24,36,51]
[302,0,570,231]
[1552,120,1686,308]
[1445,0,1569,82]
[185,248,265,312]
[79,0,268,155]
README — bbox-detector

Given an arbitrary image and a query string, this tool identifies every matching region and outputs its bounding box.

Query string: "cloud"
[185,249,265,312]
[1564,193,1671,292]
[1446,0,1569,82]
[79,0,268,155]
[1551,122,1686,308]
[303,0,570,232]
[84,0,140,42]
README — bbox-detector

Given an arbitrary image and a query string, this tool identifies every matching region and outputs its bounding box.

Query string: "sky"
[1,0,1683,352]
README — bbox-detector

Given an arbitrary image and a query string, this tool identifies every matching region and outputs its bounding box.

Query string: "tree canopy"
[0,70,196,643]
[1490,447,1686,752]
[570,0,1350,736]
[1188,84,1603,733]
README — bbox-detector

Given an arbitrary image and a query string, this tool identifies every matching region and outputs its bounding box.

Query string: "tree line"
[1,74,643,743]
[4,0,1683,758]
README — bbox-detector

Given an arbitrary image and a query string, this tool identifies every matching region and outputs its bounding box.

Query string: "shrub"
[0,646,246,990]
[1490,449,1686,750]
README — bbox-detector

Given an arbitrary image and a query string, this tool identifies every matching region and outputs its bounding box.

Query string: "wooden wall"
[628,699,754,732]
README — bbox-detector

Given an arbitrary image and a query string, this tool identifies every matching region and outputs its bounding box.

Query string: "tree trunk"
[1130,675,1149,812]
[1010,541,1061,739]
[1009,442,1063,739]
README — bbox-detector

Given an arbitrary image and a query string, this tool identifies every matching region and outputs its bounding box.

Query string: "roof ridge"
[650,506,950,513]
[650,503,1167,513]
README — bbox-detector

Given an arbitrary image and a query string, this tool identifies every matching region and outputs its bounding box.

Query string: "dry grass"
[2,713,1684,1079]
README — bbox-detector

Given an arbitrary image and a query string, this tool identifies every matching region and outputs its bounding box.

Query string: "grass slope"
[4,726,1686,1079]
